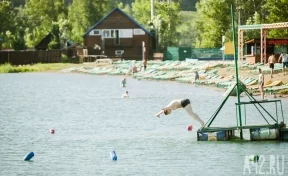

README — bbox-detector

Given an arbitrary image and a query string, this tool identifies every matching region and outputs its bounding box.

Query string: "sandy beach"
[61,60,288,99]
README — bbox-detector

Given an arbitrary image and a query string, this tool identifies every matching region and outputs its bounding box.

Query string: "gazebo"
[238,22,288,63]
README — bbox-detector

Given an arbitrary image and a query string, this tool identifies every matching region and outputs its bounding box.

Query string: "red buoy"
[187,125,193,131]
[50,129,55,134]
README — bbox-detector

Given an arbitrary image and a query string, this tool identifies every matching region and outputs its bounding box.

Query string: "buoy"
[23,152,34,161]
[249,155,259,162]
[110,150,117,161]
[187,125,193,131]
[50,129,55,134]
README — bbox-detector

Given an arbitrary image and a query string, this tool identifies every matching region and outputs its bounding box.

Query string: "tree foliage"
[131,0,181,50]
[0,1,15,35]
[68,0,116,43]
[3,0,288,50]
[195,0,235,48]
[262,0,288,38]
[22,0,67,47]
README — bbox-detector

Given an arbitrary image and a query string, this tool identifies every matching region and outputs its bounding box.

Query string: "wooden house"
[82,8,155,60]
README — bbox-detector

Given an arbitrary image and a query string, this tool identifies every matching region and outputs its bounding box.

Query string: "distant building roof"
[83,7,153,37]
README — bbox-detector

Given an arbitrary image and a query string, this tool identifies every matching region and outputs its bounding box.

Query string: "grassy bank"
[0,63,75,73]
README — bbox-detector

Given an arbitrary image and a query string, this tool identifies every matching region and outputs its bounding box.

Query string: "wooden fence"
[0,50,63,65]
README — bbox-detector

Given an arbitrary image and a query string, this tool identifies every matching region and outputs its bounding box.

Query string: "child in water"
[121,78,127,87]
[122,91,129,98]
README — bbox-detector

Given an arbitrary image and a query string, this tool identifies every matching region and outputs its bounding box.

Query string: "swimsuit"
[269,63,274,69]
[181,99,190,108]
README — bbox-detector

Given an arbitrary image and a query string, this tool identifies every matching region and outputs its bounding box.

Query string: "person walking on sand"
[278,52,288,75]
[155,99,205,127]
[122,91,129,98]
[268,53,276,78]
[121,78,127,87]
[258,68,264,100]
[194,71,199,82]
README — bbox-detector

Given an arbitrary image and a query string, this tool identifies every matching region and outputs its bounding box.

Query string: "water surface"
[0,73,287,175]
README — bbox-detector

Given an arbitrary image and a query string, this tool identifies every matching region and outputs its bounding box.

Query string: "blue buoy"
[23,152,34,161]
[110,150,117,161]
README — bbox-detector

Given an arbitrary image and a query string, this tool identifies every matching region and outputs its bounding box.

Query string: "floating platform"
[197,123,287,141]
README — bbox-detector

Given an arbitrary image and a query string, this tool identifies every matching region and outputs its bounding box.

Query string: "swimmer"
[155,99,205,127]
[121,78,127,87]
[122,91,129,98]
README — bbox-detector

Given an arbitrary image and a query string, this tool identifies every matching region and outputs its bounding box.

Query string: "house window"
[133,29,145,35]
[115,30,120,45]
[121,29,133,38]
[93,30,101,35]
[103,30,110,38]
[111,30,115,38]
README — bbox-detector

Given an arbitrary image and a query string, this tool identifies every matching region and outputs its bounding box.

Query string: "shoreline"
[1,61,288,99]
[60,61,288,99]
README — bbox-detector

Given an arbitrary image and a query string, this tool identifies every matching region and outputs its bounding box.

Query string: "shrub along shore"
[0,63,76,73]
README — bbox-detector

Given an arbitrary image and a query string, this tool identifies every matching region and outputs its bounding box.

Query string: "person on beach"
[121,78,127,87]
[143,59,147,71]
[122,91,129,98]
[155,99,205,127]
[194,71,199,82]
[258,68,264,100]
[132,65,137,74]
[278,52,288,75]
[268,53,276,78]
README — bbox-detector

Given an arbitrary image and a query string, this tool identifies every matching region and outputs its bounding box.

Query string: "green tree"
[263,0,288,38]
[236,0,265,25]
[12,27,27,50]
[67,0,116,43]
[117,2,132,16]
[23,0,67,47]
[177,11,198,47]
[131,0,181,50]
[0,1,14,35]
[195,0,235,48]
[245,12,261,40]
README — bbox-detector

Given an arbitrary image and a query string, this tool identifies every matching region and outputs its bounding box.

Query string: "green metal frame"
[202,82,284,130]
[204,82,246,128]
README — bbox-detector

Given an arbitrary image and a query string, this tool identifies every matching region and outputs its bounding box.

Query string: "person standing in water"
[121,78,127,87]
[155,99,205,127]
[258,68,264,100]
[122,91,129,98]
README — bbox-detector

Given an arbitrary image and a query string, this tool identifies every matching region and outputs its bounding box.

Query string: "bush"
[61,54,69,63]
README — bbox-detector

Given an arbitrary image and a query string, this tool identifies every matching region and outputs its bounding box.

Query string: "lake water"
[0,73,288,176]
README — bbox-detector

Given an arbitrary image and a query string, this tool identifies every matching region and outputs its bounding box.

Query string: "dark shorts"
[269,63,274,69]
[144,65,147,70]
[283,62,288,68]
[181,99,190,108]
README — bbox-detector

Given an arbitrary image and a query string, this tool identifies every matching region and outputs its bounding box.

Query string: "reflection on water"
[0,73,287,175]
